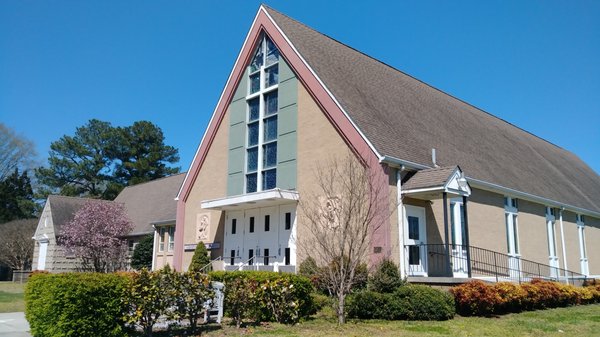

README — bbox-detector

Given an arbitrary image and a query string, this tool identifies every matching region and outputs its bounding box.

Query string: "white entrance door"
[37,241,48,270]
[404,205,427,276]
[450,200,468,277]
[224,211,244,268]
[546,209,560,278]
[243,209,259,270]
[278,205,296,269]
[258,206,279,270]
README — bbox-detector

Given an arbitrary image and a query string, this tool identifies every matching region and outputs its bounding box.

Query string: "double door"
[223,205,296,269]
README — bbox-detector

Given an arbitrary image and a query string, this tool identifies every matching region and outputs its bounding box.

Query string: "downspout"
[151,224,157,271]
[397,166,406,278]
[559,208,568,278]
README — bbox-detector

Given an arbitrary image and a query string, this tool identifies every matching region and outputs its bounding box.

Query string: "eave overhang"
[201,188,299,211]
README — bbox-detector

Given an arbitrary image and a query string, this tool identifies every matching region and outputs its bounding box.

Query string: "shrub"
[346,291,389,319]
[352,262,369,291]
[450,280,500,316]
[309,293,332,315]
[584,282,600,302]
[131,235,153,270]
[261,277,304,324]
[299,256,320,276]
[452,279,599,316]
[189,242,211,272]
[225,277,261,328]
[347,285,454,321]
[122,267,176,336]
[210,271,314,325]
[369,258,404,293]
[25,272,129,337]
[394,285,455,320]
[171,270,214,334]
[493,282,527,313]
[299,257,325,292]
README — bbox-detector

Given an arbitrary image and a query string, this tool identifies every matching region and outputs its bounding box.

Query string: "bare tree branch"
[298,151,390,324]
[0,219,37,270]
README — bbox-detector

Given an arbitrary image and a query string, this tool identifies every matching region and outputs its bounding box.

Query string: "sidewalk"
[0,312,31,337]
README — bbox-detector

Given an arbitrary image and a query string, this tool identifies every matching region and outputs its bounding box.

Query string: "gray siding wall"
[226,57,298,195]
[277,59,298,190]
[227,74,248,196]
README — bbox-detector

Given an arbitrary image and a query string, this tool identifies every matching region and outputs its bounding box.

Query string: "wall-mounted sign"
[184,242,221,251]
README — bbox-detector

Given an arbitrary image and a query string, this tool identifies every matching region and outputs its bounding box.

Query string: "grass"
[201,304,600,337]
[0,281,25,313]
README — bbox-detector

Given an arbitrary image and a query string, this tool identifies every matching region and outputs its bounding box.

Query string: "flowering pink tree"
[61,201,133,272]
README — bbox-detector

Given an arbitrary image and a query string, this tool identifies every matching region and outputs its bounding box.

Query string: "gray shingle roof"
[114,173,185,236]
[402,166,458,191]
[47,195,113,234]
[264,6,600,213]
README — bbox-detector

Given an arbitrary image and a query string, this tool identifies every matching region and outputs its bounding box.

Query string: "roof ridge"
[48,194,114,204]
[263,6,568,153]
[119,172,187,191]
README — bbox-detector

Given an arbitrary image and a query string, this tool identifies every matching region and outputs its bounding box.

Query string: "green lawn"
[0,281,25,313]
[203,304,600,337]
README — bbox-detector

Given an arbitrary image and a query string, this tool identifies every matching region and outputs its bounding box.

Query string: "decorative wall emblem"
[196,213,210,242]
[320,196,341,229]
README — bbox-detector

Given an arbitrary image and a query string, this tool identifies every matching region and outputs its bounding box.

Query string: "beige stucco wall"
[295,82,358,266]
[516,199,551,266]
[181,110,230,270]
[464,189,506,254]
[560,211,581,274]
[585,216,600,276]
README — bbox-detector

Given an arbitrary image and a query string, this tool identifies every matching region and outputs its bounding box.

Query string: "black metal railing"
[404,244,587,284]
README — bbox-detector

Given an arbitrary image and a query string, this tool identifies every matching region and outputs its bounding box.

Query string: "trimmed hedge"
[25,272,129,337]
[347,284,455,321]
[209,271,314,325]
[451,280,600,316]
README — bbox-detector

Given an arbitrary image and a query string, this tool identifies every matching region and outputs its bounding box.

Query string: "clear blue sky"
[1,1,599,175]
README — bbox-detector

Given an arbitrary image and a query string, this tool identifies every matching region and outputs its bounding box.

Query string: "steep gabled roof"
[263,6,600,214]
[114,173,185,236]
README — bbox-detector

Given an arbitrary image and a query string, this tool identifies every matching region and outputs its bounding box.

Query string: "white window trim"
[545,207,558,261]
[504,197,520,256]
[577,215,589,276]
[167,226,175,252]
[158,227,166,252]
[244,36,279,194]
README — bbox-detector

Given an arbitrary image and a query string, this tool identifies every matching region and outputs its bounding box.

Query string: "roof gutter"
[468,177,600,219]
[381,155,600,218]
[379,155,431,170]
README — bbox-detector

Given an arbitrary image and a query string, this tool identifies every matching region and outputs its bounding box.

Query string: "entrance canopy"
[200,188,299,211]
[402,166,471,200]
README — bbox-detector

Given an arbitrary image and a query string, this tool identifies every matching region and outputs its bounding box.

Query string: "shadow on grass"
[130,322,224,337]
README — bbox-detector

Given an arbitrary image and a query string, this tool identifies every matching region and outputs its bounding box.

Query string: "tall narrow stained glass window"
[245,35,280,193]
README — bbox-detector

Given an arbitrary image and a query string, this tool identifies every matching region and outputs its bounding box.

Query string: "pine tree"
[189,242,211,272]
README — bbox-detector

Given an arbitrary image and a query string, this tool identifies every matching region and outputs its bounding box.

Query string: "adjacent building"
[32,173,184,272]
